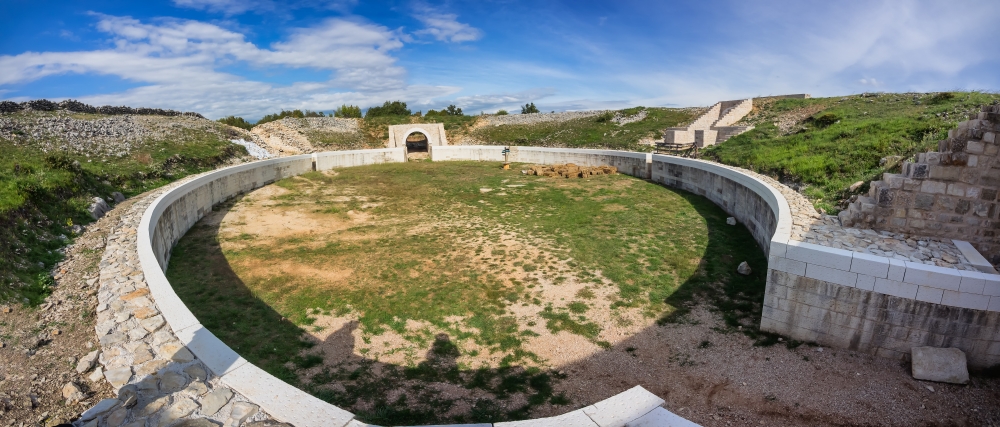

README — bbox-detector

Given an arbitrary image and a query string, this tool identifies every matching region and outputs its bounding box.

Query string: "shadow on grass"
[167,178,771,425]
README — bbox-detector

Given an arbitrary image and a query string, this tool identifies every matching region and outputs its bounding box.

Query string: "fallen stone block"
[911,346,969,384]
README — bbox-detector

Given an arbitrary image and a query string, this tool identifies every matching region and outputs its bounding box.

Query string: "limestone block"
[903,262,961,292]
[911,347,969,384]
[805,264,858,288]
[494,409,598,427]
[769,256,806,276]
[874,278,918,299]
[624,407,699,427]
[888,259,906,281]
[941,291,989,310]
[849,252,890,278]
[201,387,234,415]
[990,296,1000,312]
[920,180,948,194]
[856,274,876,291]
[583,385,665,427]
[915,286,944,304]
[958,270,988,294]
[221,362,355,427]
[175,325,247,376]
[786,241,853,271]
[80,398,120,421]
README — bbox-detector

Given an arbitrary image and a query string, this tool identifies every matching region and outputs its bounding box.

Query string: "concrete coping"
[134,148,702,427]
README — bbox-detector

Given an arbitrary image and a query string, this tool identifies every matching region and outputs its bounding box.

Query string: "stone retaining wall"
[78,147,693,427]
[82,145,1000,426]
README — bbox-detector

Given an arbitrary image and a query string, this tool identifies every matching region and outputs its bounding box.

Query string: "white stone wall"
[91,148,701,427]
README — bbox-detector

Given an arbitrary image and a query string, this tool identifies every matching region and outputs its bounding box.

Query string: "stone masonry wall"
[840,104,1000,264]
[763,268,1000,368]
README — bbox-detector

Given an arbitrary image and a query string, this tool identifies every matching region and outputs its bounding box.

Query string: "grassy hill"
[703,92,1000,213]
[0,110,248,304]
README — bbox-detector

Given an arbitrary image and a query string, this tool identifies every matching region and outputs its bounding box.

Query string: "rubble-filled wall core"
[840,105,1000,264]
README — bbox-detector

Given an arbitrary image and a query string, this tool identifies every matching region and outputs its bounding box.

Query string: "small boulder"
[737,261,752,275]
[112,192,126,203]
[912,346,969,384]
[726,217,737,225]
[87,197,110,220]
[849,181,864,192]
[62,382,85,402]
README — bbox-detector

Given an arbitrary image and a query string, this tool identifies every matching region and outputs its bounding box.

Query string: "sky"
[1,0,998,120]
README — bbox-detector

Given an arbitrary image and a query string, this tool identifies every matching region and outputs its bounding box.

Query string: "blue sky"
[2,0,998,120]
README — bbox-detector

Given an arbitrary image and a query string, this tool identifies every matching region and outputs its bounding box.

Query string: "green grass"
[0,111,246,304]
[703,91,1000,212]
[167,161,767,424]
[470,107,698,151]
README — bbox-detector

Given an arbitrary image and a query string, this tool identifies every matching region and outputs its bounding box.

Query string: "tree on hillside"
[444,104,463,116]
[521,102,539,114]
[217,116,254,130]
[365,101,411,118]
[335,104,362,118]
[495,109,508,115]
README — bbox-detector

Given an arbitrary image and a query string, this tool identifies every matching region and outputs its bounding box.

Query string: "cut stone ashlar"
[911,346,969,384]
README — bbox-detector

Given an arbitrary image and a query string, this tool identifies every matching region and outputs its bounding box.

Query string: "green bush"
[335,104,362,118]
[217,116,254,130]
[521,103,539,114]
[257,109,325,125]
[929,92,955,104]
[365,101,411,118]
[496,109,508,115]
[444,105,463,116]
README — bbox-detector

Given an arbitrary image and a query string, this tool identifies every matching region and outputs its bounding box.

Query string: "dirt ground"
[195,170,1000,426]
[0,200,131,426]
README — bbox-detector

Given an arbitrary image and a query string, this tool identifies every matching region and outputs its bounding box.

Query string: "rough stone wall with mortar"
[78,174,269,427]
[841,104,1000,264]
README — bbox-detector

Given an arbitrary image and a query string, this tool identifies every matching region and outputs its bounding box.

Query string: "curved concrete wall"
[124,145,1000,426]
[133,147,687,427]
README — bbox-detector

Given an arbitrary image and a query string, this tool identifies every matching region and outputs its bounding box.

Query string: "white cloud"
[413,8,482,43]
[172,0,356,15]
[0,14,461,118]
[612,0,1000,107]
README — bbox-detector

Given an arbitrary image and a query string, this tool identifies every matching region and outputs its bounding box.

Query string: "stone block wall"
[509,147,653,179]
[763,268,1000,367]
[841,105,1000,263]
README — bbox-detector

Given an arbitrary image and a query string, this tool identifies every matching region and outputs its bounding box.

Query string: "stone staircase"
[663,99,754,147]
[839,104,1000,263]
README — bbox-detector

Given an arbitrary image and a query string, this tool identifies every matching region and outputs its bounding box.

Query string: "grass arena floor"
[166,161,768,425]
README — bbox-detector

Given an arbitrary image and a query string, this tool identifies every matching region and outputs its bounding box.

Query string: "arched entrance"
[404,131,430,160]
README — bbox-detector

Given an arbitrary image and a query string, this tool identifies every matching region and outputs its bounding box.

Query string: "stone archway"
[387,123,448,149]
[403,130,430,160]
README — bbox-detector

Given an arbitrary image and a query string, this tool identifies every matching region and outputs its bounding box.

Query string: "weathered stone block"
[914,193,935,210]
[911,347,969,384]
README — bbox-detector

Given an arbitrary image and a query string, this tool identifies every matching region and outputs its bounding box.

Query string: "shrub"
[335,104,362,118]
[257,109,325,125]
[929,92,955,104]
[26,99,58,111]
[521,103,539,114]
[444,104,463,116]
[496,109,508,115]
[217,116,254,130]
[365,101,411,118]
[594,111,614,123]
[809,113,840,128]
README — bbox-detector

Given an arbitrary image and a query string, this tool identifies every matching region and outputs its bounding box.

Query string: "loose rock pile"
[0,99,203,118]
[250,117,359,155]
[483,111,608,126]
[0,112,233,158]
[524,164,618,178]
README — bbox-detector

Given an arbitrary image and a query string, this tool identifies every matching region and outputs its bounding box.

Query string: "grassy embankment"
[167,161,767,424]
[704,92,1000,212]
[0,111,246,304]
[468,107,699,151]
